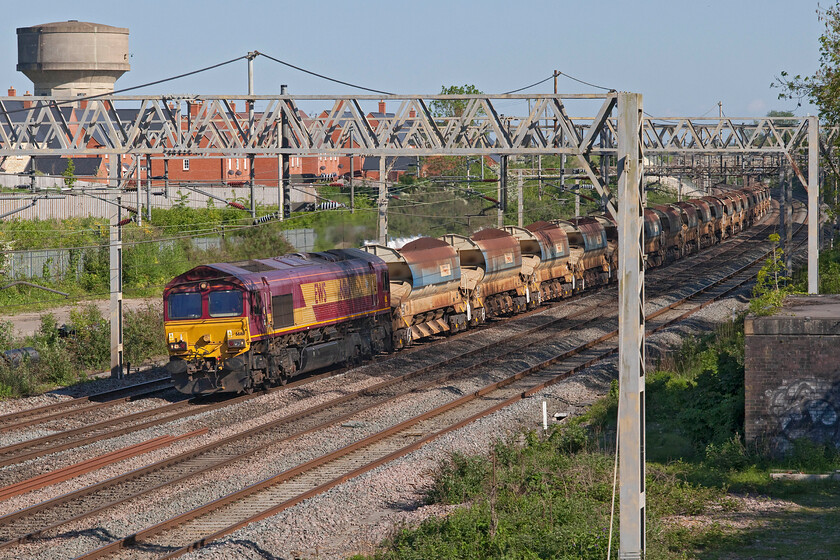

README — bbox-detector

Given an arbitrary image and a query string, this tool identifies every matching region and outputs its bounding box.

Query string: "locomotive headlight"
[227,338,246,348]
[169,341,187,352]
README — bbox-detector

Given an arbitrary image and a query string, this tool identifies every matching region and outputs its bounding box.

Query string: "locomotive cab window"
[168,292,202,320]
[272,294,294,328]
[209,290,244,317]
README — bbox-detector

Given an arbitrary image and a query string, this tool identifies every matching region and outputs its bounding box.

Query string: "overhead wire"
[0,55,249,118]
[257,51,395,96]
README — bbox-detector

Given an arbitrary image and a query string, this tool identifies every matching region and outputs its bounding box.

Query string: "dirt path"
[1,297,160,339]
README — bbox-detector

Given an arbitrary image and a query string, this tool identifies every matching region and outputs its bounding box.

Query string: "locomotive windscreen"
[208,290,244,317]
[168,292,202,320]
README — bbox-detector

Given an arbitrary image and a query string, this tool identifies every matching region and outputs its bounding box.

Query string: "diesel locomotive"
[164,185,771,395]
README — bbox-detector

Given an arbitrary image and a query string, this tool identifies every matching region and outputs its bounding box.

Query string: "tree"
[62,158,76,189]
[765,109,798,127]
[774,4,840,123]
[430,84,484,118]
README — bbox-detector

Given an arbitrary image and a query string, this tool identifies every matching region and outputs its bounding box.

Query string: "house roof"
[362,156,417,172]
[27,156,103,177]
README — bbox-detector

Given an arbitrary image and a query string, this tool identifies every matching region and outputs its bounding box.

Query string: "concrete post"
[809,116,819,294]
[617,91,645,560]
[378,157,388,244]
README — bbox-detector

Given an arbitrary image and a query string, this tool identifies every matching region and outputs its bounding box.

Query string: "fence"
[1,228,316,281]
[0,184,316,221]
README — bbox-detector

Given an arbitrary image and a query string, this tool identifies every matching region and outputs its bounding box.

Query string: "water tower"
[17,20,130,97]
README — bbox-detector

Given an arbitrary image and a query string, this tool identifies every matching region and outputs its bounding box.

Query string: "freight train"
[163,185,770,395]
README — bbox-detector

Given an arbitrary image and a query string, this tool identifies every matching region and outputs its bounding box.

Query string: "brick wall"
[744,295,840,455]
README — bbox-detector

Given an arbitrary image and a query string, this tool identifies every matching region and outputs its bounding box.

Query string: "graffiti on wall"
[765,379,840,453]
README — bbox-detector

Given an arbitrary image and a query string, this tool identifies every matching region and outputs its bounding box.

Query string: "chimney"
[231,102,236,113]
[409,109,416,118]
[7,87,15,97]
[23,90,32,109]
[378,100,386,114]
[189,102,200,117]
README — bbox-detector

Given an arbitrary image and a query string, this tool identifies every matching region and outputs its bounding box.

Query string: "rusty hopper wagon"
[439,228,526,319]
[551,217,610,292]
[504,221,573,305]
[363,237,467,349]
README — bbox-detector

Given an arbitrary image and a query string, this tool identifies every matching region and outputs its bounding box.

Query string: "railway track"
[73,217,796,560]
[0,210,778,474]
[0,377,175,434]
[0,207,792,558]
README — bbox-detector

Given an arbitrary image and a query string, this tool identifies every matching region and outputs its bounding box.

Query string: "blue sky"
[0,0,822,117]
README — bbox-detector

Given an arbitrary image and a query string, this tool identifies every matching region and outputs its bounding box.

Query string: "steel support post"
[146,154,152,222]
[779,163,787,269]
[378,157,388,244]
[809,116,820,294]
[617,92,645,560]
[164,159,169,199]
[109,162,124,379]
[280,85,289,220]
[349,129,355,214]
[499,156,508,228]
[786,168,793,277]
[517,169,524,227]
[249,154,256,218]
[135,157,142,227]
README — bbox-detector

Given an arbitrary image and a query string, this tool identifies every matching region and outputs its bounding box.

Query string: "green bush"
[124,304,166,366]
[426,453,490,505]
[66,304,110,371]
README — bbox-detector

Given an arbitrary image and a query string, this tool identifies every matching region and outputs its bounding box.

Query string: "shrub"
[124,303,166,365]
[704,434,750,471]
[425,453,490,505]
[66,304,110,371]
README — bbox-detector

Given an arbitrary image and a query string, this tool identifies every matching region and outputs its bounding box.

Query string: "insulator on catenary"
[253,212,280,225]
[227,201,246,210]
[317,200,345,210]
[117,217,133,226]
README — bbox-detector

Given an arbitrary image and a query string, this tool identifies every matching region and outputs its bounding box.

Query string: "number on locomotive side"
[314,281,328,304]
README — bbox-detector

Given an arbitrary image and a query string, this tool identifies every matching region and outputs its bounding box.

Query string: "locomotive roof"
[165,248,383,291]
